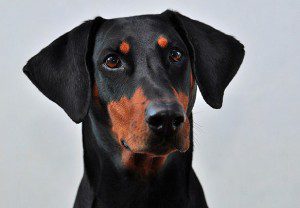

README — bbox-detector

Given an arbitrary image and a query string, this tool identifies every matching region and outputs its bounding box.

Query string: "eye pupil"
[170,50,182,62]
[105,55,120,68]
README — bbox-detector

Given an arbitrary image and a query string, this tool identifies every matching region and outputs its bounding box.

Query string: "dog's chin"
[141,144,176,156]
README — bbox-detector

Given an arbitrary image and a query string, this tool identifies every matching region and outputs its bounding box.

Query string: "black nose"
[145,102,185,137]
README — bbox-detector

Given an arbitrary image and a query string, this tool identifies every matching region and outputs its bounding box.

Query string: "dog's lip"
[120,138,183,156]
[121,133,189,155]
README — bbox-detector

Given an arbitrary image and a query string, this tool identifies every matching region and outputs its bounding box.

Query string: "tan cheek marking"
[157,36,168,48]
[107,95,133,145]
[172,87,190,152]
[190,71,195,90]
[189,71,196,98]
[92,82,102,107]
[172,88,189,111]
[107,87,150,150]
[119,41,130,54]
[93,82,99,98]
[177,93,190,152]
[180,120,190,152]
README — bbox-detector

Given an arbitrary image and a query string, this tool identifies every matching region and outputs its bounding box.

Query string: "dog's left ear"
[23,17,104,123]
[161,10,245,109]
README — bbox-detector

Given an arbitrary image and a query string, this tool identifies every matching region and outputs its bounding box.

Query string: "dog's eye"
[169,50,182,62]
[104,55,121,69]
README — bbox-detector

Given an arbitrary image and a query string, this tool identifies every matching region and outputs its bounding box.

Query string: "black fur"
[23,10,244,208]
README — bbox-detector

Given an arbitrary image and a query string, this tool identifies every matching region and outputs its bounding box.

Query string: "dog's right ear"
[161,10,245,109]
[23,17,104,123]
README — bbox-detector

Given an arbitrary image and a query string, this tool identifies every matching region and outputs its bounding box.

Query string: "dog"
[23,10,244,208]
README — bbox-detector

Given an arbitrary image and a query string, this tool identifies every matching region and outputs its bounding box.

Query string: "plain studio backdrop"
[1,0,299,207]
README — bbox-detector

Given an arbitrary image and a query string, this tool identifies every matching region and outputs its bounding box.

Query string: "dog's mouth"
[118,123,190,175]
[120,134,188,156]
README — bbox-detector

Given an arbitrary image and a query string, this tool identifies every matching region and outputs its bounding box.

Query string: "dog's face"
[92,17,194,156]
[23,10,244,174]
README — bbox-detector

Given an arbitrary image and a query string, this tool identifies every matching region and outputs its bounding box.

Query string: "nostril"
[172,115,184,128]
[147,114,164,130]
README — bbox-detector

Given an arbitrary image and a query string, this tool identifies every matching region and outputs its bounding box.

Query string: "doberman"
[23,10,244,208]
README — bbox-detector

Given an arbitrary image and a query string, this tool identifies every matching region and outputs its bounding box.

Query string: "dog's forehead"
[95,16,182,47]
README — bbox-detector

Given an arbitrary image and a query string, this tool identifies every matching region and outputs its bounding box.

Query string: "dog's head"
[24,10,244,171]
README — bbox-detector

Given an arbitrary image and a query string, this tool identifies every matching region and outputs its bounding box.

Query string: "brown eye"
[104,55,121,69]
[169,50,182,62]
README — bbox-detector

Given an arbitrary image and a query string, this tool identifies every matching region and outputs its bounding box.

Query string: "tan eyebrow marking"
[157,36,168,48]
[119,41,130,54]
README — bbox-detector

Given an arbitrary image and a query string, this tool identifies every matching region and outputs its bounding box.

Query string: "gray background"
[1,0,299,207]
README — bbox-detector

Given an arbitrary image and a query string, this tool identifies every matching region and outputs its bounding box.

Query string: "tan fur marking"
[93,82,99,98]
[119,41,130,54]
[107,87,150,151]
[121,152,167,176]
[157,36,168,48]
[190,72,195,90]
[172,88,189,111]
[92,82,102,107]
[172,87,191,152]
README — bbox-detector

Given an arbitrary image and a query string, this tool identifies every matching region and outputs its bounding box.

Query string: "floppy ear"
[23,17,104,123]
[161,10,245,108]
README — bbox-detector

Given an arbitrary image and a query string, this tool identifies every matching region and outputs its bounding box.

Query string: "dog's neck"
[75,106,195,207]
